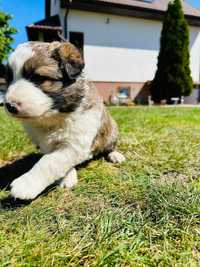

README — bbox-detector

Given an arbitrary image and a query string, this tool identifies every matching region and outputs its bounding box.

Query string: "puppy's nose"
[5,102,19,114]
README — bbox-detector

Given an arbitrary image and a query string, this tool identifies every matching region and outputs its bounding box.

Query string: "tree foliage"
[0,11,17,63]
[150,0,193,103]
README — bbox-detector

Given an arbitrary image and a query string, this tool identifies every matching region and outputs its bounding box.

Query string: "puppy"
[3,41,125,200]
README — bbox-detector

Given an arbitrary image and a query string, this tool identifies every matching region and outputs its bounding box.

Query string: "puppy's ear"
[54,42,84,79]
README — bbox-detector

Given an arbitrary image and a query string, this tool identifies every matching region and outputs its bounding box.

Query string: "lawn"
[0,106,200,266]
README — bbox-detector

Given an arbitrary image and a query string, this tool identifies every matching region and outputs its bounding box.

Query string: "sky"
[188,0,200,9]
[0,0,45,48]
[0,0,200,48]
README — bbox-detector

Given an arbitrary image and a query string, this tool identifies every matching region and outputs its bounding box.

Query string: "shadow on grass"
[0,153,43,209]
[0,152,105,190]
[0,152,106,210]
[0,196,32,209]
[0,153,43,189]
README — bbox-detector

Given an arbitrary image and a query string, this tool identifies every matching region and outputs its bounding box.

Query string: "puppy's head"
[4,41,85,119]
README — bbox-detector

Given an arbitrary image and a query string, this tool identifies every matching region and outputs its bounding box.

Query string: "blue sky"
[0,0,45,48]
[0,0,200,48]
[188,0,200,9]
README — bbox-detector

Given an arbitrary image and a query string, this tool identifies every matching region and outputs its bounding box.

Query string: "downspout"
[45,0,51,19]
[64,0,72,40]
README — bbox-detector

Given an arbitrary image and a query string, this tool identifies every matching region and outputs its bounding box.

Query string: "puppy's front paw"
[108,151,126,163]
[11,175,43,200]
[60,168,78,189]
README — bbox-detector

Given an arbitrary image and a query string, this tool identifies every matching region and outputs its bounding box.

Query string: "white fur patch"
[23,105,102,154]
[59,168,78,189]
[108,151,125,163]
[5,79,53,118]
[11,172,44,200]
[9,43,34,80]
[6,43,53,118]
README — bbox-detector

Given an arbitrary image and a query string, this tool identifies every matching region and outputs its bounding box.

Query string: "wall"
[65,10,161,82]
[58,9,200,84]
[94,81,149,103]
[190,26,200,83]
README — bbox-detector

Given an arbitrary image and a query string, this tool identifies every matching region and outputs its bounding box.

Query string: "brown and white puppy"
[4,41,125,200]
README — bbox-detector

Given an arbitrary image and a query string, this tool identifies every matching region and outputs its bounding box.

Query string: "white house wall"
[59,9,200,83]
[190,26,200,83]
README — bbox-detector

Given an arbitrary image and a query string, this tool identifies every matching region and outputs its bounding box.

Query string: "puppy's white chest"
[22,108,102,155]
[38,127,66,153]
[23,121,68,153]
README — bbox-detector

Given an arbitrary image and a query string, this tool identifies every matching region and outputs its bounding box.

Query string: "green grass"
[0,109,35,162]
[1,106,200,266]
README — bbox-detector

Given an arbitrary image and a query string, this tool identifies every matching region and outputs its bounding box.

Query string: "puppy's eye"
[30,74,47,84]
[22,66,47,84]
[34,74,46,82]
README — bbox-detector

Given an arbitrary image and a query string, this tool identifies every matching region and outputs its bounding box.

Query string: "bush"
[0,11,17,63]
[151,0,193,104]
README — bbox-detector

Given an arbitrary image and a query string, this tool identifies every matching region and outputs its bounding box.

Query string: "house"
[26,0,200,104]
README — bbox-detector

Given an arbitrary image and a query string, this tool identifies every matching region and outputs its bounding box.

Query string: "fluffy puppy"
[3,41,125,200]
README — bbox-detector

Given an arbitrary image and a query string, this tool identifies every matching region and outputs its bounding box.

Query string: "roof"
[60,0,200,26]
[87,0,200,17]
[27,15,62,31]
[26,15,62,41]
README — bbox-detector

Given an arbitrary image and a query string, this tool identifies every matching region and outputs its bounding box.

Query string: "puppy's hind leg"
[59,168,78,189]
[108,151,125,163]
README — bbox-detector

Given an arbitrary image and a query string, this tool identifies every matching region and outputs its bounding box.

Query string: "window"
[69,32,84,57]
[117,87,130,105]
[118,87,130,98]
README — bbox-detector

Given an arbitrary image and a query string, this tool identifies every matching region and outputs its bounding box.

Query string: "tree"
[150,0,193,103]
[0,11,17,64]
